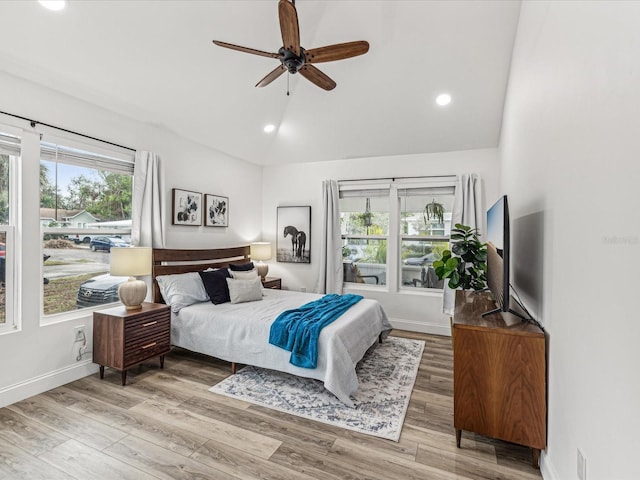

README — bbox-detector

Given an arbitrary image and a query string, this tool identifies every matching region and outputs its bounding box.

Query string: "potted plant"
[433,223,487,290]
[424,199,445,224]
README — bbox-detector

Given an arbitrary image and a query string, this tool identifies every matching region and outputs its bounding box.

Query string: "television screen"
[485,195,510,314]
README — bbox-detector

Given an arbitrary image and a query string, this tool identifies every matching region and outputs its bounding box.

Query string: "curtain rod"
[338,174,456,183]
[0,110,136,152]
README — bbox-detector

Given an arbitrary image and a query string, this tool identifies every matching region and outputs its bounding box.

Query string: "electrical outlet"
[577,448,587,480]
[300,287,307,292]
[74,325,86,343]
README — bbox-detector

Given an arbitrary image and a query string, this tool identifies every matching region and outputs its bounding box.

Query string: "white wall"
[262,149,501,334]
[500,2,640,479]
[0,71,262,407]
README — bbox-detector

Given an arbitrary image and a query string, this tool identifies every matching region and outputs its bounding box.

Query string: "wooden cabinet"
[93,302,171,385]
[453,290,546,467]
[261,277,282,290]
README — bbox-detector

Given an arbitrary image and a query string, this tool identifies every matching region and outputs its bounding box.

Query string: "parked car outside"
[0,242,5,257]
[76,274,128,308]
[404,252,438,266]
[89,236,130,252]
[67,234,100,244]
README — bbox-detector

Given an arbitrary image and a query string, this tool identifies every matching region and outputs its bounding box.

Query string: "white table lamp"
[110,247,152,310]
[250,242,272,280]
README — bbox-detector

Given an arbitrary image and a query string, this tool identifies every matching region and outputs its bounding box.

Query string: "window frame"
[339,178,456,294]
[0,131,20,334]
[39,138,134,323]
[340,183,390,288]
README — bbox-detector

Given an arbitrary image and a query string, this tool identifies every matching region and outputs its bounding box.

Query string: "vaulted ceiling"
[0,0,521,165]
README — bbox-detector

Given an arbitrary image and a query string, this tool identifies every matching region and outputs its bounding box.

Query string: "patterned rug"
[209,336,425,441]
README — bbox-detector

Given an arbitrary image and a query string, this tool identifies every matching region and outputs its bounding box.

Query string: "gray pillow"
[229,268,259,280]
[156,272,209,313]
[226,277,263,304]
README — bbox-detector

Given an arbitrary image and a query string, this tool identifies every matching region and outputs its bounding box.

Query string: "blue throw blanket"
[269,293,363,369]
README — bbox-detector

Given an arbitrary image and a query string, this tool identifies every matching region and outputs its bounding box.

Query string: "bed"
[152,246,392,406]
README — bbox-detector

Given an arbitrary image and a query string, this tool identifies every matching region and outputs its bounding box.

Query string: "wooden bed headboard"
[152,245,251,303]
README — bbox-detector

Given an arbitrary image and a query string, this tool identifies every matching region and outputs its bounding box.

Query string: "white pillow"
[226,277,263,304]
[229,268,259,280]
[156,272,209,313]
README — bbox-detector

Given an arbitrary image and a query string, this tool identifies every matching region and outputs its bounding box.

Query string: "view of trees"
[40,162,132,221]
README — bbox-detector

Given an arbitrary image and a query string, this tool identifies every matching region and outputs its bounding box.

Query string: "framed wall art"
[205,194,229,227]
[172,188,202,226]
[277,206,311,263]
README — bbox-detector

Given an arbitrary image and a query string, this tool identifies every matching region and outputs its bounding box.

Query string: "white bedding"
[171,289,392,406]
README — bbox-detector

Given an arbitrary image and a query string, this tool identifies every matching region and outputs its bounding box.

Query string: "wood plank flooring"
[0,331,542,479]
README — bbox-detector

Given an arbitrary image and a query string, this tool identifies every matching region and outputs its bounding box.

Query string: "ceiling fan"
[212,0,369,91]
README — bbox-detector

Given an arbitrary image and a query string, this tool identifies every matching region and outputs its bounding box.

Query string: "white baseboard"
[540,451,559,480]
[0,361,99,408]
[389,317,451,336]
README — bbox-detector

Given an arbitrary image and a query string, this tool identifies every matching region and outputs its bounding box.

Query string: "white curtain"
[315,180,343,294]
[132,151,165,248]
[443,173,484,315]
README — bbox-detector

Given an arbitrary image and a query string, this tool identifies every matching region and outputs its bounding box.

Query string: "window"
[340,187,389,286]
[0,132,19,332]
[398,186,454,289]
[339,179,454,291]
[40,141,134,317]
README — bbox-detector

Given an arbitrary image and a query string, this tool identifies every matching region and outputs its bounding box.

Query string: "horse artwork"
[205,194,229,227]
[277,206,311,263]
[296,231,306,258]
[284,225,299,256]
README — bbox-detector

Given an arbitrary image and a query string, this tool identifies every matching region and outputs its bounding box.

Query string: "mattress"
[171,288,392,406]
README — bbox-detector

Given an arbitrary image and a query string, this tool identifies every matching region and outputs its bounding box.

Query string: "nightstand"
[261,277,282,290]
[93,302,171,385]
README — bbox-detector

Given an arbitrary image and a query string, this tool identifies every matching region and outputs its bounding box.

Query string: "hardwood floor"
[0,331,542,480]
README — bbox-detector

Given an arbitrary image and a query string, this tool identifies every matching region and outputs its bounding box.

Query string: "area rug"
[209,336,425,441]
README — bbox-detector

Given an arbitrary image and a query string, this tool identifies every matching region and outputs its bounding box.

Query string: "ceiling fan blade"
[212,40,280,59]
[299,65,336,91]
[278,0,300,56]
[305,41,370,64]
[256,65,287,88]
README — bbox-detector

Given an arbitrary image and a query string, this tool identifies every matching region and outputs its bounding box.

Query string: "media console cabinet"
[452,290,546,468]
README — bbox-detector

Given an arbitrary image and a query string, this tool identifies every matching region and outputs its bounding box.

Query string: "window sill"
[40,302,120,326]
[343,283,444,297]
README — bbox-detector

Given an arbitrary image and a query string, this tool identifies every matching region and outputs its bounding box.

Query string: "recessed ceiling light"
[263,124,276,133]
[39,0,67,11]
[436,93,452,106]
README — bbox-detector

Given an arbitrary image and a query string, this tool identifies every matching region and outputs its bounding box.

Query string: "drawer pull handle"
[142,321,157,327]
[142,342,157,349]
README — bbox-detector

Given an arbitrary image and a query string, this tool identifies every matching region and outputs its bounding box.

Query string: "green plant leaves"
[433,223,487,291]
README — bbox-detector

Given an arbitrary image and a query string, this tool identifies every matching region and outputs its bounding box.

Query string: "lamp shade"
[250,242,272,261]
[110,247,152,277]
[109,247,152,310]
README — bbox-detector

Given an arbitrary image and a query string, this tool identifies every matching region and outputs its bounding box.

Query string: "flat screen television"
[483,195,513,317]
[482,195,525,319]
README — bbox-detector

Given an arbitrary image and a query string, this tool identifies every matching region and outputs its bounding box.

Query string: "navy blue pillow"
[199,269,231,304]
[229,261,254,271]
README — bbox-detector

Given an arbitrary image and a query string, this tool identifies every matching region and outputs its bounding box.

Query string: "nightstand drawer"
[125,329,170,355]
[262,277,281,289]
[125,313,170,341]
[125,339,171,368]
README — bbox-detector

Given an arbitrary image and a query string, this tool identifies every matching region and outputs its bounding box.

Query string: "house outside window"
[339,179,454,291]
[40,141,134,319]
[0,132,19,333]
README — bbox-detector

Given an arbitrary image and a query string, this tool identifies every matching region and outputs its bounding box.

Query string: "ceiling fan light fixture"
[39,0,67,11]
[436,93,452,106]
[263,124,276,133]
